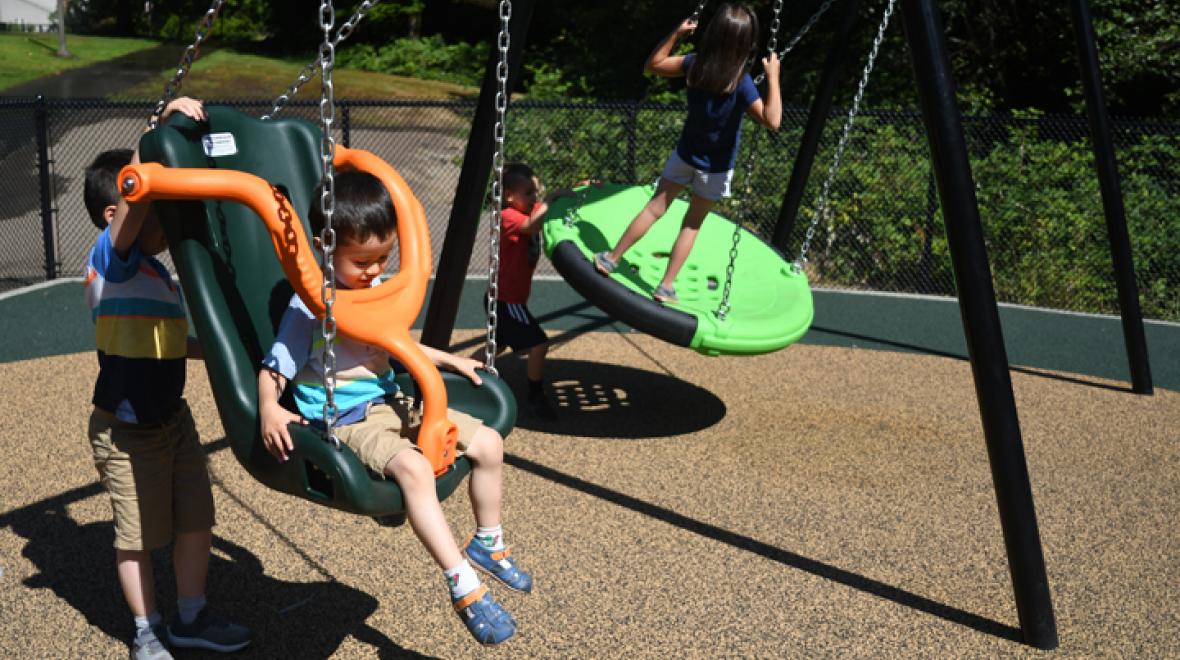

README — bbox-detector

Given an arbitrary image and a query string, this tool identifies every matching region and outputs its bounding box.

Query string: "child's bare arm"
[258,367,306,462]
[516,200,551,236]
[646,18,697,77]
[746,54,782,130]
[109,98,208,257]
[419,344,484,386]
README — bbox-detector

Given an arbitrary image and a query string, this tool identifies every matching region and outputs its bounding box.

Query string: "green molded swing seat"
[542,183,813,356]
[138,106,516,516]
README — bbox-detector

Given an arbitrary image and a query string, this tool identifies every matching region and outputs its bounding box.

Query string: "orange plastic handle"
[119,147,459,476]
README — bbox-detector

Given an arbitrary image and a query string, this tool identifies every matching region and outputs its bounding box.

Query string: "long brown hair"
[686,3,760,95]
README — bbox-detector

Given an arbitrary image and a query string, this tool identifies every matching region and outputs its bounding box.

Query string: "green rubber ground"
[4,279,1176,392]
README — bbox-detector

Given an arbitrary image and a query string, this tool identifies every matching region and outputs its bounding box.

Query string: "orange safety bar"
[119,147,459,476]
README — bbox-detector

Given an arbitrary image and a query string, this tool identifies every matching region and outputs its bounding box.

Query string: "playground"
[2,280,1179,657]
[2,0,1179,656]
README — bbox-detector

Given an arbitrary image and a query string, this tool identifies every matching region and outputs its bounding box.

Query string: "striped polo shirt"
[261,280,399,425]
[85,228,188,424]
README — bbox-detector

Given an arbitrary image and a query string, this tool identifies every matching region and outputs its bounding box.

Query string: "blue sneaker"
[453,585,516,645]
[465,536,534,593]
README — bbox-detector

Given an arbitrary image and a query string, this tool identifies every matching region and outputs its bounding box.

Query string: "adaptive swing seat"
[122,105,516,516]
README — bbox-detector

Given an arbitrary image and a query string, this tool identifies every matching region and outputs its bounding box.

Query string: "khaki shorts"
[336,393,485,476]
[88,401,215,551]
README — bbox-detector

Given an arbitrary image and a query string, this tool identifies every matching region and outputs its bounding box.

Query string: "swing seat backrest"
[137,106,514,515]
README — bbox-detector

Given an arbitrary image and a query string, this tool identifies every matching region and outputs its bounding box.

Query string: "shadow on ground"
[2,476,431,658]
[495,356,728,437]
[2,44,181,99]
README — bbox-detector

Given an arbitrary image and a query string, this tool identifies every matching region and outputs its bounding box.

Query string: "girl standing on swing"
[595,2,781,304]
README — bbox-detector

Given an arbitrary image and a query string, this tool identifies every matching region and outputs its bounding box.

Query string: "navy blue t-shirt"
[675,53,762,173]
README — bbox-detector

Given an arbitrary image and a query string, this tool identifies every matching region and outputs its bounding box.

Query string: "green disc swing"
[121,0,518,517]
[541,0,833,357]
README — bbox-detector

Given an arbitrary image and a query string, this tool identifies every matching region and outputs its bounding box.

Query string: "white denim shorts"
[659,150,734,201]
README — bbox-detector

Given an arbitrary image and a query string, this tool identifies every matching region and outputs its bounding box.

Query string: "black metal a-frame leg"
[899,0,1059,649]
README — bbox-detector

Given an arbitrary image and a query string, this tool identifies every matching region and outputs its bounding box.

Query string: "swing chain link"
[796,0,895,270]
[319,0,341,449]
[263,0,380,121]
[754,0,834,85]
[150,0,225,129]
[715,0,784,320]
[689,0,708,23]
[766,0,784,54]
[484,0,512,376]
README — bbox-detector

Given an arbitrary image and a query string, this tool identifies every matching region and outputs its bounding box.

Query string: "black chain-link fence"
[3,97,1177,321]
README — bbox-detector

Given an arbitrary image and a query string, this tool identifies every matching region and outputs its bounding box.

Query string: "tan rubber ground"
[2,329,1176,657]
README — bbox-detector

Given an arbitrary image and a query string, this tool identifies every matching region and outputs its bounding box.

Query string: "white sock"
[474,525,505,552]
[133,612,162,635]
[177,594,206,625]
[444,560,481,600]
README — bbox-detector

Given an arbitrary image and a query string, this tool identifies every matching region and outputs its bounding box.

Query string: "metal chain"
[483,0,511,376]
[689,0,709,22]
[318,0,341,449]
[715,0,784,320]
[765,0,784,53]
[150,0,224,128]
[263,0,380,121]
[797,0,896,269]
[754,0,835,85]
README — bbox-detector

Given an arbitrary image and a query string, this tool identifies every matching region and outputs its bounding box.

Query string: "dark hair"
[308,171,397,244]
[686,3,759,95]
[501,162,535,206]
[83,149,134,230]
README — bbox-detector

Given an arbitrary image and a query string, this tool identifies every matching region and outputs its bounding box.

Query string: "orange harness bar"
[119,147,459,476]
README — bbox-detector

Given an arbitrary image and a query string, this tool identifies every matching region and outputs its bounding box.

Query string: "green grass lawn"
[112,48,477,101]
[0,33,159,91]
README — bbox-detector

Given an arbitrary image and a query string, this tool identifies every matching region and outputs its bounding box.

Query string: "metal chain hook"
[484,0,512,376]
[318,0,341,449]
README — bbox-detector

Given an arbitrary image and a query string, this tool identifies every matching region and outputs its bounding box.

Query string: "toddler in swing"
[257,171,531,646]
[595,2,782,304]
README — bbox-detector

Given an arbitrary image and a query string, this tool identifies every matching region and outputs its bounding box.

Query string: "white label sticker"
[201,132,238,157]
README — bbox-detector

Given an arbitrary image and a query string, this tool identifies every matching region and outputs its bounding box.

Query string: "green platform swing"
[539,0,835,357]
[543,184,813,356]
[120,0,516,517]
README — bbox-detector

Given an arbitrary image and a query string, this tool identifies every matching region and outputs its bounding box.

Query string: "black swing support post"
[421,0,536,349]
[899,0,1058,649]
[1067,0,1153,395]
[771,0,862,251]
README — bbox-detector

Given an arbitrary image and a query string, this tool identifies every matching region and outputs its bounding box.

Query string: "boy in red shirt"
[494,163,575,420]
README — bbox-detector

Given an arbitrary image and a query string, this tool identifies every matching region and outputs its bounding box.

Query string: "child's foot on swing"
[465,531,534,593]
[453,585,517,645]
[653,284,679,305]
[593,252,617,275]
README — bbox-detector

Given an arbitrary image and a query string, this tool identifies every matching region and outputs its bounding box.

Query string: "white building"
[0,0,56,29]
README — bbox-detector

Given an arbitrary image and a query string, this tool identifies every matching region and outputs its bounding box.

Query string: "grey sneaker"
[652,284,679,305]
[593,251,617,275]
[167,607,252,653]
[130,626,173,660]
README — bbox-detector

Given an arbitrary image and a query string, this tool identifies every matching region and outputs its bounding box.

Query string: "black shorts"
[495,300,547,352]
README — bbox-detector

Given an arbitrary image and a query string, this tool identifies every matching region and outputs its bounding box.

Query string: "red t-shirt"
[496,204,540,304]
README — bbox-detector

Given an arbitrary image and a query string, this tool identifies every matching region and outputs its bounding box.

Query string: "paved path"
[0,44,176,99]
